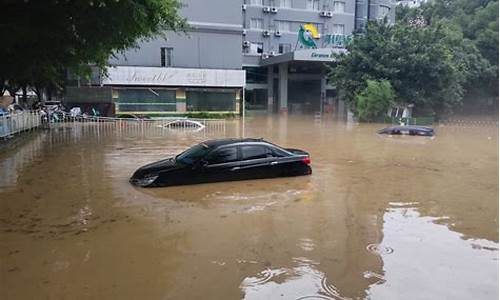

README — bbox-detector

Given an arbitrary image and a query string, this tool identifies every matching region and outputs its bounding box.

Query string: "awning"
[260,48,346,66]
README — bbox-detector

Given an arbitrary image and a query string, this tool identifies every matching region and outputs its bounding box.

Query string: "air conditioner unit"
[326,11,333,17]
[242,4,247,10]
[269,51,277,56]
[320,11,329,17]
[274,31,282,37]
[242,29,247,36]
[262,53,270,59]
[263,6,271,13]
[271,7,278,13]
[242,40,251,47]
[262,30,271,37]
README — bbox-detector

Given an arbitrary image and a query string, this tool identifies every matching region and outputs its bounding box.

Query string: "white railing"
[0,112,227,139]
[0,112,42,138]
[47,115,227,136]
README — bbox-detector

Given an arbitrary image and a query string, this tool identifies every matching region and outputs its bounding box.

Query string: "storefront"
[103,66,245,116]
[244,48,344,114]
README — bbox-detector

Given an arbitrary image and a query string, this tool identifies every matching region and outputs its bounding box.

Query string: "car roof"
[202,138,267,148]
[382,126,434,132]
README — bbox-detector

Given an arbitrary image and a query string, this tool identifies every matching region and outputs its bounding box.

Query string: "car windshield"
[176,143,211,164]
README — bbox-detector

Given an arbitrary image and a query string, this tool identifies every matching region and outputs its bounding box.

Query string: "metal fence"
[1,112,227,140]
[0,112,42,139]
[47,116,227,137]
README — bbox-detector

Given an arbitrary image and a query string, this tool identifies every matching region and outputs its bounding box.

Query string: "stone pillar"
[267,66,274,113]
[320,73,327,114]
[176,88,186,112]
[338,99,345,121]
[278,63,288,113]
[235,89,241,114]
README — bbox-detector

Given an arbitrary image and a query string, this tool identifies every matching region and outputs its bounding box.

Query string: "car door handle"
[230,166,240,171]
[270,161,278,166]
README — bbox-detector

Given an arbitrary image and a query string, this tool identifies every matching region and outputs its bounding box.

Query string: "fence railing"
[0,112,42,138]
[47,115,227,136]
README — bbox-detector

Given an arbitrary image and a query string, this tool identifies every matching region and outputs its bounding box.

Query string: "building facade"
[242,0,395,114]
[64,0,395,116]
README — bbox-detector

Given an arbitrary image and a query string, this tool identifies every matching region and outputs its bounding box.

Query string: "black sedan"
[130,138,312,187]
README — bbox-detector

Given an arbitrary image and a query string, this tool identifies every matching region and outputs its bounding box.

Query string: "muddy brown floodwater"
[0,116,498,300]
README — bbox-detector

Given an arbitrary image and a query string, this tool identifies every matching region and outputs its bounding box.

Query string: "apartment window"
[275,20,291,32]
[379,5,390,18]
[306,0,320,10]
[250,42,263,54]
[331,24,344,35]
[278,0,292,8]
[333,1,345,12]
[248,0,263,6]
[160,47,173,67]
[279,43,291,53]
[250,18,264,30]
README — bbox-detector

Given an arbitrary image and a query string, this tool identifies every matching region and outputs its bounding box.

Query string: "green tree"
[356,80,395,121]
[0,0,186,99]
[402,0,498,95]
[329,19,489,116]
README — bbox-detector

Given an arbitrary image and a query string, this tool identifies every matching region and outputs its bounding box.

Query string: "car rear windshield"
[176,143,210,164]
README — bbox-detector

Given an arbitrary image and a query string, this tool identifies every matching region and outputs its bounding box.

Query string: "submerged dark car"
[377,126,434,136]
[130,138,312,187]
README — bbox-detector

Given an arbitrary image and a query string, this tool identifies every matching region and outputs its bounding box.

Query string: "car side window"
[241,145,274,160]
[205,147,238,164]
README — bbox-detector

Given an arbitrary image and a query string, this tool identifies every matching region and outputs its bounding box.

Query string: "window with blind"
[250,18,264,30]
[379,5,390,18]
[278,0,292,8]
[333,1,345,12]
[275,20,291,32]
[248,0,263,6]
[306,0,320,10]
[332,24,345,35]
[186,91,235,112]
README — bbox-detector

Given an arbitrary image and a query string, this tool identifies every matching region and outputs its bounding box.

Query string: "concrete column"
[235,89,241,114]
[278,63,288,113]
[320,73,327,114]
[175,88,186,112]
[267,66,274,113]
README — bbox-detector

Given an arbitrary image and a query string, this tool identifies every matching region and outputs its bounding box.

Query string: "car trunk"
[285,148,309,156]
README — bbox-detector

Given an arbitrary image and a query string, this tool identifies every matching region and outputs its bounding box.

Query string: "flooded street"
[0,116,498,300]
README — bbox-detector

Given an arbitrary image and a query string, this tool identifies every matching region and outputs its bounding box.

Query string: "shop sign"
[103,66,245,87]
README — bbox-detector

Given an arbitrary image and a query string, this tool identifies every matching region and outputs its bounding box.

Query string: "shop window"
[186,91,235,112]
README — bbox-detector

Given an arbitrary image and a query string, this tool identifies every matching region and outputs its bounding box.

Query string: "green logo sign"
[323,34,353,48]
[298,24,320,49]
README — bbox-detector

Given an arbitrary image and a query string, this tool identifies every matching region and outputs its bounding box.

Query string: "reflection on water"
[241,257,350,300]
[0,117,498,300]
[367,206,498,300]
[240,205,498,300]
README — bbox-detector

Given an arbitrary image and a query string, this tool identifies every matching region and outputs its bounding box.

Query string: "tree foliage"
[330,0,497,117]
[356,80,395,121]
[398,0,498,93]
[0,0,186,98]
